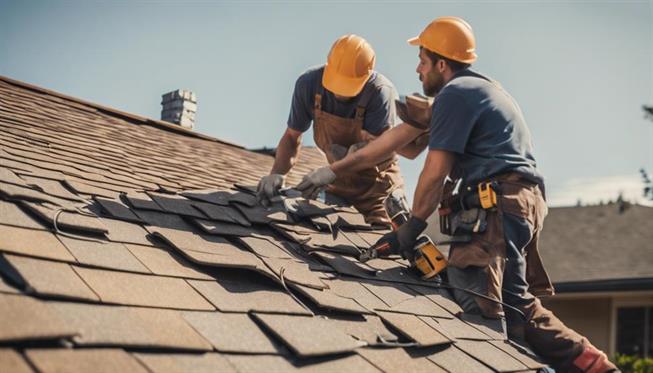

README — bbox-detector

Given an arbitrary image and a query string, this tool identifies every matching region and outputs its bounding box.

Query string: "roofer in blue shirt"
[257,34,426,226]
[295,17,618,373]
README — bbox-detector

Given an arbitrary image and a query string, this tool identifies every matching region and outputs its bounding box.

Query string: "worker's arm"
[411,149,456,220]
[331,123,425,176]
[270,128,303,175]
[396,129,429,160]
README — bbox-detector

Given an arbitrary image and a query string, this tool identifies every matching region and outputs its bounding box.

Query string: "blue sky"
[1,0,651,206]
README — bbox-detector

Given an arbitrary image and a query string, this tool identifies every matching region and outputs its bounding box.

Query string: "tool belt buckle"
[477,182,497,209]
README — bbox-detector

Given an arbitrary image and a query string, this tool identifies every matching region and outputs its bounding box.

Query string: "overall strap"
[354,83,374,120]
[314,83,324,111]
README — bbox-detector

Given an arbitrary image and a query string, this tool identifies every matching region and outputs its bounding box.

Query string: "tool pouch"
[450,208,487,235]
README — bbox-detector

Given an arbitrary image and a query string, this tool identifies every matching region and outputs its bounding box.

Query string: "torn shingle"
[124,192,164,211]
[94,196,142,223]
[376,295,453,319]
[99,217,153,246]
[323,277,387,312]
[63,179,121,199]
[182,311,284,354]
[21,201,108,235]
[19,175,86,202]
[124,244,213,280]
[376,311,452,347]
[193,218,255,236]
[180,189,232,206]
[261,257,326,289]
[292,285,371,315]
[329,315,399,345]
[187,278,310,315]
[147,192,207,219]
[253,313,366,357]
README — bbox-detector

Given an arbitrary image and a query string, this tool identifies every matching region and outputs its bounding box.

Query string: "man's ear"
[437,59,447,73]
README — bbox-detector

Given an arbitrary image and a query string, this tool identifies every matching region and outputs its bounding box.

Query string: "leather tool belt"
[439,180,501,236]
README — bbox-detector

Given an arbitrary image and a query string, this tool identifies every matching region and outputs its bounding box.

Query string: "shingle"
[408,285,464,315]
[25,349,148,373]
[455,340,529,372]
[357,347,446,373]
[227,191,257,207]
[182,311,283,354]
[293,285,371,315]
[193,218,256,236]
[460,313,506,340]
[0,199,46,229]
[304,231,360,256]
[324,277,387,312]
[19,175,86,202]
[233,203,291,225]
[133,209,195,230]
[125,244,213,280]
[181,189,231,206]
[124,191,164,211]
[0,349,33,373]
[0,225,76,262]
[361,280,416,308]
[223,354,297,373]
[329,315,399,345]
[2,182,78,209]
[50,302,213,350]
[296,354,381,373]
[377,295,453,319]
[192,201,250,226]
[94,196,142,223]
[147,192,207,219]
[253,313,366,357]
[427,345,495,373]
[489,340,546,370]
[21,201,108,234]
[421,315,490,341]
[0,293,77,343]
[376,311,452,347]
[134,352,237,373]
[3,255,99,301]
[181,247,264,272]
[63,179,121,199]
[238,235,293,259]
[0,167,28,185]
[312,251,376,279]
[187,278,310,315]
[57,235,150,273]
[73,267,214,310]
[261,257,326,289]
[100,217,153,246]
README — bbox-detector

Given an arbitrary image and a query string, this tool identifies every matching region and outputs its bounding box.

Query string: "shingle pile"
[0,75,545,372]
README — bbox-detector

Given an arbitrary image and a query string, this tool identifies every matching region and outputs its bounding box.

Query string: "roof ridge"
[0,75,244,150]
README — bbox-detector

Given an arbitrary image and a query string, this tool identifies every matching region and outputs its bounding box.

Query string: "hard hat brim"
[407,36,421,46]
[322,63,370,97]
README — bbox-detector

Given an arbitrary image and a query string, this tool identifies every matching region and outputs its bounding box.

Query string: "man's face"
[416,48,444,97]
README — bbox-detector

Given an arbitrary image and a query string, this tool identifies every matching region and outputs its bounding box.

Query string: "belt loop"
[314,93,322,111]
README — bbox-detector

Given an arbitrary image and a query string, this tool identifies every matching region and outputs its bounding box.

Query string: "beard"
[421,69,445,97]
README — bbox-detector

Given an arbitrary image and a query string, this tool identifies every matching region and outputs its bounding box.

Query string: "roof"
[0,75,545,372]
[250,146,329,180]
[539,203,653,292]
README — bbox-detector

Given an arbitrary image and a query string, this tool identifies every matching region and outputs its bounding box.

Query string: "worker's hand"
[295,166,336,200]
[256,174,285,207]
[372,216,428,262]
[396,94,433,130]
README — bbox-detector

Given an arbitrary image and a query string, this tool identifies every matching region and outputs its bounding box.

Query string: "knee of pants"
[447,265,503,318]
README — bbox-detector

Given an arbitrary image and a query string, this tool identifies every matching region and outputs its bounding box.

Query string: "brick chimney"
[161,89,197,130]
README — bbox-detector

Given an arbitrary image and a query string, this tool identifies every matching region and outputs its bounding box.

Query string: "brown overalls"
[446,173,616,372]
[312,84,404,225]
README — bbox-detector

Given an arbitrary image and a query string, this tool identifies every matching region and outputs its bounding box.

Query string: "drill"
[359,190,448,280]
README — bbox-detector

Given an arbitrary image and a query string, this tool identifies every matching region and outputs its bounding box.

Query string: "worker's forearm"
[270,131,302,175]
[331,124,423,175]
[412,173,445,220]
[396,132,429,160]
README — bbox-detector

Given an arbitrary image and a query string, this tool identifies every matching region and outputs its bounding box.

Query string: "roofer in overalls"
[295,17,618,373]
[257,34,426,226]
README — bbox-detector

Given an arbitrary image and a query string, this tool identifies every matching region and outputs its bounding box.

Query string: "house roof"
[0,75,545,372]
[538,203,653,292]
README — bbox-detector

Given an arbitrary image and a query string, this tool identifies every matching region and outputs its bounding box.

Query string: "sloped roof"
[539,203,653,291]
[0,75,544,372]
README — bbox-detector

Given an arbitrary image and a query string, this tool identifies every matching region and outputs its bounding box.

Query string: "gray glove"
[296,166,336,200]
[256,174,285,207]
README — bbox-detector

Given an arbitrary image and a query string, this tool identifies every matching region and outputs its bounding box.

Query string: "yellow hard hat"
[322,34,376,97]
[408,16,477,64]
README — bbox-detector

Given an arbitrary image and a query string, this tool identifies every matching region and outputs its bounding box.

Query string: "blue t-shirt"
[428,69,544,187]
[287,66,401,136]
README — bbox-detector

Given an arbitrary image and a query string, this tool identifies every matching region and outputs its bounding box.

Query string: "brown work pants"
[446,180,617,372]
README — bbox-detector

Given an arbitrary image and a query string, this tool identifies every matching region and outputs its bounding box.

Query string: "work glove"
[395,93,433,130]
[371,216,428,262]
[256,174,285,207]
[295,166,336,200]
